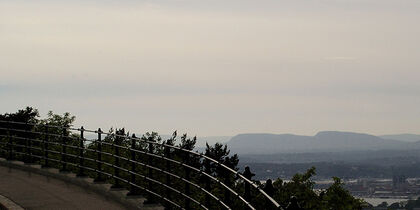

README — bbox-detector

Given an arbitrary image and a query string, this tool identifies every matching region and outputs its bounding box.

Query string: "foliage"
[257,168,364,210]
[0,107,39,124]
[322,177,364,210]
[39,111,75,128]
[402,197,420,210]
[0,107,367,210]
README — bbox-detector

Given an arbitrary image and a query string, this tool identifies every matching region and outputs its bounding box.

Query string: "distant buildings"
[315,175,420,207]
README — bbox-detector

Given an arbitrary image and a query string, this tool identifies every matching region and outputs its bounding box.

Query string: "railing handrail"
[0,120,282,209]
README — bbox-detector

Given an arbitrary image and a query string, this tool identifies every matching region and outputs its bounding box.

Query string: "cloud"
[323,57,357,61]
[1,0,420,136]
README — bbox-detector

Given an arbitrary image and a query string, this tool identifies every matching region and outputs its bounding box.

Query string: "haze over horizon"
[1,0,419,137]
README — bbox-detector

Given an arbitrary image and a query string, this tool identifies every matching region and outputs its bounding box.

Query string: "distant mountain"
[313,131,403,150]
[227,133,312,154]
[380,134,420,142]
[196,136,231,147]
[227,131,415,154]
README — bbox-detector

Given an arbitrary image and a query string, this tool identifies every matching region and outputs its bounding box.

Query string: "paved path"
[0,165,127,210]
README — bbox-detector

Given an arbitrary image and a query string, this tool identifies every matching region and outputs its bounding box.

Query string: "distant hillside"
[227,131,415,154]
[196,136,231,147]
[380,134,420,142]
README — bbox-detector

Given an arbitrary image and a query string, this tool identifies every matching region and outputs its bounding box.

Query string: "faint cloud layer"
[1,0,420,136]
[323,57,357,61]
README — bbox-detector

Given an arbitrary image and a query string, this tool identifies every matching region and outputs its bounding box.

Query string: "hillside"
[380,134,420,142]
[227,131,415,154]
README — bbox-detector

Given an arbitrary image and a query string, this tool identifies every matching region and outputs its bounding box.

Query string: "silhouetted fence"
[0,120,282,209]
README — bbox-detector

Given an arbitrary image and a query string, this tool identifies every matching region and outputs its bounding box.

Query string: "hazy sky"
[1,0,419,137]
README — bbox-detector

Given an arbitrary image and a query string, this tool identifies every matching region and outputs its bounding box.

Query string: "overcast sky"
[1,0,419,137]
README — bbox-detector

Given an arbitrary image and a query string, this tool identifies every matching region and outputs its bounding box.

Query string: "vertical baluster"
[0,122,4,158]
[263,179,275,209]
[111,130,122,189]
[127,134,139,196]
[42,124,49,168]
[165,145,171,206]
[77,126,86,177]
[24,122,33,164]
[184,152,191,209]
[27,122,33,164]
[223,166,231,206]
[204,158,211,208]
[144,141,155,204]
[23,122,29,163]
[243,166,255,203]
[94,128,105,182]
[60,127,68,172]
[6,122,13,160]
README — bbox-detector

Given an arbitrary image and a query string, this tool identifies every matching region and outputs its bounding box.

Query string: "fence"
[0,120,282,209]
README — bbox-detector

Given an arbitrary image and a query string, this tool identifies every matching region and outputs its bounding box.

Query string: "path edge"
[0,194,24,210]
[0,158,163,210]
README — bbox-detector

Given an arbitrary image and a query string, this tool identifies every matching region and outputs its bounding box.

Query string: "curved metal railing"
[0,120,282,209]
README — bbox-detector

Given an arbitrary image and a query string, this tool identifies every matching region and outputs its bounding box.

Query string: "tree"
[322,177,363,210]
[204,143,239,174]
[268,168,363,210]
[202,142,240,208]
[0,107,39,138]
[0,107,40,160]
[178,133,196,150]
[272,167,321,209]
[0,107,39,124]
[39,111,75,128]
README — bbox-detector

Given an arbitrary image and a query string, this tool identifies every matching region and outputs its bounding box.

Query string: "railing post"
[223,167,231,205]
[23,122,29,163]
[263,179,275,209]
[144,141,155,204]
[184,152,191,209]
[111,131,122,189]
[243,166,255,202]
[264,179,274,197]
[27,123,34,163]
[60,127,69,172]
[23,122,33,164]
[77,126,86,177]
[94,128,105,182]
[165,145,171,206]
[6,122,13,160]
[127,134,140,196]
[42,124,50,168]
[204,158,211,208]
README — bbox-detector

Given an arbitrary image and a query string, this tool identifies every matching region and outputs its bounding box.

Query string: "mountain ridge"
[227,131,417,154]
[380,133,420,142]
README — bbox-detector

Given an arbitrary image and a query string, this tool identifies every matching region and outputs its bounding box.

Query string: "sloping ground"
[0,159,163,210]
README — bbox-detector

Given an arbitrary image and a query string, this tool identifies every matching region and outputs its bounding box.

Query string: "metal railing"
[0,120,282,209]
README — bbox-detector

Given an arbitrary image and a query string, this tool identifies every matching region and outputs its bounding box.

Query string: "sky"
[1,0,419,137]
